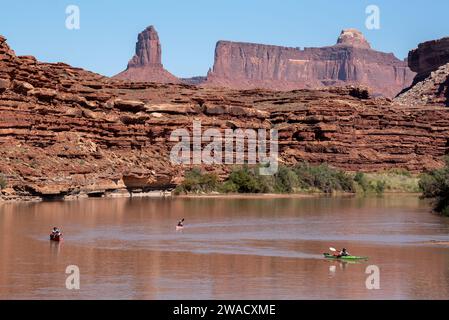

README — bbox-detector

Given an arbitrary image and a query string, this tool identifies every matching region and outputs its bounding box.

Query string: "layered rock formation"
[408,37,449,81]
[336,28,371,49]
[206,29,415,98]
[395,63,449,106]
[1,35,449,201]
[396,37,449,106]
[114,26,179,83]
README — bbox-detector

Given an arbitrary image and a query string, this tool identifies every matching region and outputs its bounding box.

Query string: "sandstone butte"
[205,29,415,98]
[114,26,179,83]
[1,33,449,201]
[114,26,414,98]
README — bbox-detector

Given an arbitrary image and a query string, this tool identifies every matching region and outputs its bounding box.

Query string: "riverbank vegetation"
[0,173,7,190]
[174,163,420,196]
[419,158,449,216]
[354,170,420,194]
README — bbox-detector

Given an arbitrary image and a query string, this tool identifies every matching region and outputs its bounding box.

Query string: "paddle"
[328,247,340,257]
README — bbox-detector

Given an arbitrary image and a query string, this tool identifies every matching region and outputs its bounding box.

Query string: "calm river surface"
[1,194,449,300]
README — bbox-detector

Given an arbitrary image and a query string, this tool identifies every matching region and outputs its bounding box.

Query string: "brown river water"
[1,194,449,300]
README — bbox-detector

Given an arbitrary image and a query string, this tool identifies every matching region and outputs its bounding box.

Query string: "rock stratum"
[206,29,415,98]
[396,37,449,106]
[113,26,179,83]
[408,37,449,81]
[1,35,449,201]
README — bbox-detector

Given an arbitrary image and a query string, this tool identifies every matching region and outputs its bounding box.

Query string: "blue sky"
[0,0,448,78]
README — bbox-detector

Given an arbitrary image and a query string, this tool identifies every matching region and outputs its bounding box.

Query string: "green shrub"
[419,157,449,216]
[419,172,445,198]
[226,166,267,193]
[386,168,412,177]
[273,165,299,193]
[175,168,219,194]
[353,172,416,194]
[354,172,369,192]
[373,180,386,194]
[293,162,355,194]
[172,163,419,197]
[218,180,239,194]
[0,173,6,190]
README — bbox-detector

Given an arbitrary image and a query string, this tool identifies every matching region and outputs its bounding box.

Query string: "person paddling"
[50,227,63,241]
[337,248,350,258]
[51,227,61,236]
[177,218,184,228]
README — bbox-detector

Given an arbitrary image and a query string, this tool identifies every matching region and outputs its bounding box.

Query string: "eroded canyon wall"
[1,35,449,200]
[206,29,415,98]
[396,36,449,106]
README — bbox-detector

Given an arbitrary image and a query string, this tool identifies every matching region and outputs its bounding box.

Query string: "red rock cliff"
[396,36,449,106]
[408,37,449,81]
[1,35,449,201]
[206,29,415,98]
[114,26,179,83]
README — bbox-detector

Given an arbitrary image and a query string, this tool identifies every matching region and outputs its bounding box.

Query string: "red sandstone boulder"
[12,80,34,94]
[0,78,10,92]
[113,99,146,112]
[29,88,58,101]
[144,103,197,114]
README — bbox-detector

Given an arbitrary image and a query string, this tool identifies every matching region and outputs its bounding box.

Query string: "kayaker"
[332,248,350,257]
[51,227,61,236]
[339,248,350,257]
[177,219,184,227]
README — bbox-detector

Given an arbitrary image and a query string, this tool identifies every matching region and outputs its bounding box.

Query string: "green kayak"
[324,253,368,260]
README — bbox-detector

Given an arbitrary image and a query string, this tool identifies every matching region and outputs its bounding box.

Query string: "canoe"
[50,234,63,242]
[323,253,368,260]
[176,226,184,231]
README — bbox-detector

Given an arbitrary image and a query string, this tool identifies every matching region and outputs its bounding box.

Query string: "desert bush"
[293,162,355,194]
[174,168,219,194]
[225,166,267,193]
[172,163,420,197]
[273,165,299,193]
[419,158,449,216]
[354,172,369,192]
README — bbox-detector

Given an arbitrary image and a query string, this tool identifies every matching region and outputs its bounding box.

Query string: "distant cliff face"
[408,37,449,81]
[396,36,449,106]
[206,29,415,98]
[114,26,179,83]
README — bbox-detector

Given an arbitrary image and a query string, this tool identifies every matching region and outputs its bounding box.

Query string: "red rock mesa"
[206,29,415,98]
